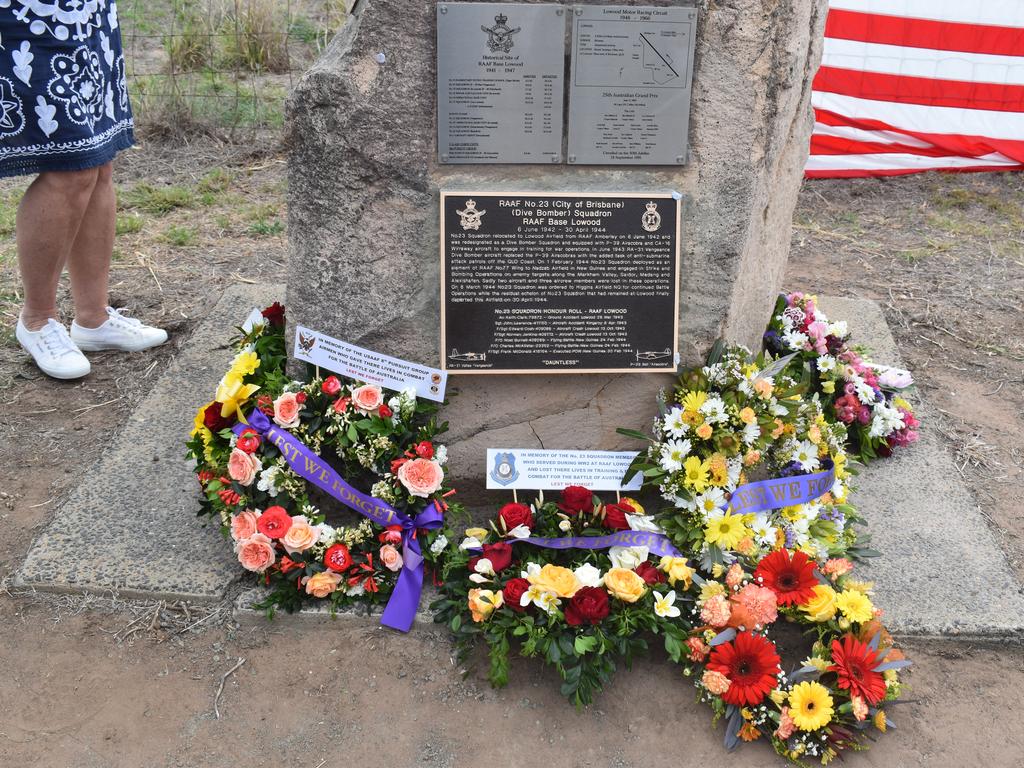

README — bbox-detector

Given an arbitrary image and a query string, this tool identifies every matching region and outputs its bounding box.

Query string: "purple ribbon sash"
[517,530,684,558]
[234,408,442,632]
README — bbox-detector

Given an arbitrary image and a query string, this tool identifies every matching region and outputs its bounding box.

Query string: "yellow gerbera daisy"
[836,589,875,623]
[191,402,212,437]
[704,512,748,550]
[873,710,887,733]
[680,390,707,412]
[788,681,834,731]
[699,581,725,602]
[228,350,260,379]
[683,456,710,492]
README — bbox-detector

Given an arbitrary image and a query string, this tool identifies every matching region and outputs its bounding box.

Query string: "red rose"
[634,561,665,585]
[295,392,307,404]
[236,428,261,454]
[564,587,610,626]
[261,302,285,328]
[414,441,434,459]
[379,525,403,545]
[379,404,393,418]
[203,402,234,432]
[557,485,593,515]
[256,394,275,416]
[498,502,533,532]
[322,376,342,395]
[324,543,353,572]
[257,506,293,539]
[469,542,514,573]
[603,502,633,531]
[333,396,351,414]
[503,577,530,612]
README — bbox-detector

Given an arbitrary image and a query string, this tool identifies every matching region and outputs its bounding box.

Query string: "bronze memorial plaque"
[440,191,681,374]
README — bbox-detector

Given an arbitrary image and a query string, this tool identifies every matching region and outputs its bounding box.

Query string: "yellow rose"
[468,588,503,622]
[303,571,343,598]
[527,564,580,598]
[604,568,647,603]
[802,584,838,622]
[738,407,756,425]
[696,423,713,440]
[659,556,694,589]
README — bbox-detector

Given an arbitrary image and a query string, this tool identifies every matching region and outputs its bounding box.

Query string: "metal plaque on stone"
[440,191,680,373]
[567,5,697,165]
[437,2,566,164]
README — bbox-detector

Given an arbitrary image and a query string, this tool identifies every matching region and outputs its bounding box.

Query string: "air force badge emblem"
[481,13,520,53]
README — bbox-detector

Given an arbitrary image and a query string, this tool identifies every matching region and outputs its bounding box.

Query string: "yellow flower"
[753,378,773,399]
[802,655,830,672]
[836,589,875,623]
[788,682,834,731]
[604,568,647,603]
[743,449,761,466]
[683,456,710,492]
[707,453,728,486]
[808,424,822,444]
[781,505,804,523]
[526,564,581,598]
[822,380,836,394]
[468,588,503,622]
[191,402,211,437]
[681,390,707,412]
[873,710,887,733]
[833,451,848,479]
[738,407,756,425]
[228,350,260,379]
[769,689,787,706]
[695,423,713,440]
[844,579,875,595]
[802,584,838,622]
[465,527,488,541]
[659,556,694,588]
[620,497,644,515]
[215,373,260,420]
[704,512,748,550]
[699,581,725,602]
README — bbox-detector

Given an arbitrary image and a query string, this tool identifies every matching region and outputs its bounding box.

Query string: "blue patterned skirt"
[0,1,135,178]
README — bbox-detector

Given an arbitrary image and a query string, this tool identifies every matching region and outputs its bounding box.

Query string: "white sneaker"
[16,317,91,380]
[71,306,168,352]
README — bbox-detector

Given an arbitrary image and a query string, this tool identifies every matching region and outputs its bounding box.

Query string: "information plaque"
[437,3,566,164]
[567,5,697,165]
[441,191,680,374]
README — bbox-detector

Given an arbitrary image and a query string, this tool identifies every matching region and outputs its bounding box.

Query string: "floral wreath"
[764,292,919,464]
[685,550,909,764]
[432,487,699,706]
[621,343,871,568]
[186,303,453,617]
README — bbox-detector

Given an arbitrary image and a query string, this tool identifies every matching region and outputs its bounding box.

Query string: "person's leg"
[66,162,115,329]
[16,167,101,330]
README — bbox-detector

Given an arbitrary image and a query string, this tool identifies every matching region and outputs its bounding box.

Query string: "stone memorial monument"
[286,0,827,502]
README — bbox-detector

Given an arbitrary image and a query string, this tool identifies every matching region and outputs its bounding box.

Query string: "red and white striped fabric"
[807,0,1024,178]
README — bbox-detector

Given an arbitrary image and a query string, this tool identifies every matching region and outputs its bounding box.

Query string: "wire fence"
[119,0,351,143]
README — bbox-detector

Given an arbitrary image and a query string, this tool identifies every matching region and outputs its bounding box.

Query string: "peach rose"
[604,567,647,603]
[303,570,343,598]
[236,533,276,573]
[396,458,444,498]
[230,510,259,541]
[273,392,301,428]
[227,448,260,486]
[282,515,320,555]
[468,588,503,622]
[351,384,384,414]
[379,543,404,572]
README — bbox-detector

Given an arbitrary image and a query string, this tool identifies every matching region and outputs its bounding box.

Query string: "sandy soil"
[1,149,1022,767]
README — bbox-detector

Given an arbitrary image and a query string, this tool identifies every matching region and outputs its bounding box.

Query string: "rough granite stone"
[286,0,828,502]
[13,285,283,602]
[818,297,1024,638]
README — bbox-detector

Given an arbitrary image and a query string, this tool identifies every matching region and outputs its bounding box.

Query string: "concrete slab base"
[13,284,283,602]
[233,587,438,630]
[13,290,1023,638]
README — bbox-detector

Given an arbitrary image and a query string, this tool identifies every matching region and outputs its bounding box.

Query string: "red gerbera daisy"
[706,631,781,707]
[754,548,819,606]
[829,634,887,705]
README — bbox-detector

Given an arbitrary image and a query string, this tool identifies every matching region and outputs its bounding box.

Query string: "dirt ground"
[1,144,1023,767]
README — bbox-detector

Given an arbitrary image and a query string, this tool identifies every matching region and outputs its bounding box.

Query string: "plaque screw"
[551,156,560,163]
[439,4,447,13]
[676,155,684,163]
[574,7,583,15]
[568,154,577,163]
[441,153,449,162]
[556,8,563,15]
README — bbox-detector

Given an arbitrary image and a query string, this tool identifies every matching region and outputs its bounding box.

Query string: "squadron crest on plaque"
[481,13,521,53]
[490,451,520,486]
[641,201,662,232]
[457,199,486,230]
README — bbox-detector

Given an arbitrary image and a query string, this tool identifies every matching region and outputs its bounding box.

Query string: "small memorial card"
[293,325,448,402]
[486,449,643,491]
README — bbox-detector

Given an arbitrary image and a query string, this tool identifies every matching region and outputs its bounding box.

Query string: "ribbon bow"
[233,407,442,632]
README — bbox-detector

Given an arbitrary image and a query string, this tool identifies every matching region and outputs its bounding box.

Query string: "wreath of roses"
[622,343,875,568]
[431,488,698,707]
[186,304,453,615]
[764,292,920,464]
[685,549,909,764]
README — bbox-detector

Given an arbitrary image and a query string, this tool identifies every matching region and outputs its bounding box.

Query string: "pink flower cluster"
[887,406,920,448]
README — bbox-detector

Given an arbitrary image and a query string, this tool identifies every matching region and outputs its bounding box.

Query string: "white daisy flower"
[662,408,690,438]
[792,441,821,472]
[659,439,692,472]
[817,355,837,373]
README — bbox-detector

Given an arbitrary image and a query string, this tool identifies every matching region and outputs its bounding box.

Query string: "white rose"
[429,534,448,555]
[574,563,604,588]
[608,545,649,571]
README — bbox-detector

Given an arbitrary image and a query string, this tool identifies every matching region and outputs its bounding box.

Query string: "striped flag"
[807,0,1024,178]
